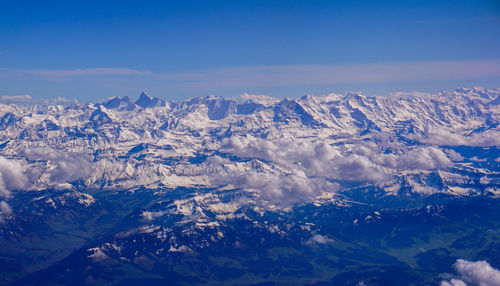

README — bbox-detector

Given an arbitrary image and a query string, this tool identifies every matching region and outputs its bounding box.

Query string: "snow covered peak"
[238,93,280,106]
[104,96,136,111]
[135,92,165,108]
[452,87,500,102]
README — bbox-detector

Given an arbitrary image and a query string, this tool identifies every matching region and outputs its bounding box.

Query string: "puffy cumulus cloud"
[141,210,168,222]
[306,234,334,245]
[418,126,500,147]
[441,259,500,286]
[22,148,91,185]
[217,137,343,205]
[0,201,12,215]
[219,170,337,206]
[455,259,500,286]
[354,142,452,171]
[218,136,454,205]
[397,147,452,170]
[444,149,465,162]
[205,155,232,165]
[222,136,387,182]
[0,156,28,198]
[223,136,452,179]
[334,154,389,181]
[222,136,280,161]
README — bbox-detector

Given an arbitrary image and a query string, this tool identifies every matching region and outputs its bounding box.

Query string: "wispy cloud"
[161,59,500,91]
[0,60,499,94]
[0,94,33,102]
[0,94,78,105]
[29,68,152,77]
[0,67,152,81]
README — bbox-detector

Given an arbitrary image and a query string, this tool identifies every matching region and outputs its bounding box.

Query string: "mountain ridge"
[0,87,498,204]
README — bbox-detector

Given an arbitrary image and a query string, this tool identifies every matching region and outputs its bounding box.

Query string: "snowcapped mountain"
[0,87,498,204]
[1,87,500,285]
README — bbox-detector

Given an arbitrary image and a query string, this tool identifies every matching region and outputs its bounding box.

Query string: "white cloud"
[0,201,12,215]
[23,68,151,78]
[223,136,452,178]
[3,60,498,93]
[217,136,453,205]
[440,279,467,286]
[141,210,168,222]
[42,96,79,105]
[307,234,334,245]
[0,156,28,198]
[156,59,500,90]
[455,259,500,286]
[397,147,452,170]
[0,94,79,105]
[0,67,152,84]
[441,259,500,286]
[221,170,336,206]
[444,149,465,162]
[0,94,33,103]
[223,137,345,179]
[417,127,500,147]
[23,148,91,185]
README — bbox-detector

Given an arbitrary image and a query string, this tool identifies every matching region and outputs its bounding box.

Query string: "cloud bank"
[417,127,500,147]
[23,148,91,185]
[0,150,92,215]
[216,136,452,205]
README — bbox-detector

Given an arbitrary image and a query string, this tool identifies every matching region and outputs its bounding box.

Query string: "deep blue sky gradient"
[1,0,499,101]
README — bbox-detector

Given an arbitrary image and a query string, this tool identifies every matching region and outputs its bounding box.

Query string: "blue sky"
[1,0,499,102]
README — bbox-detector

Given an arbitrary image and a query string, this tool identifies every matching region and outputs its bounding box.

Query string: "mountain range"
[0,87,499,285]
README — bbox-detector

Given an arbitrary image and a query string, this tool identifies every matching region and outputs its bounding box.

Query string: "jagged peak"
[135,91,164,108]
[89,105,112,122]
[139,91,153,100]
[104,96,134,109]
[205,94,221,100]
[344,92,366,101]
[451,87,500,102]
